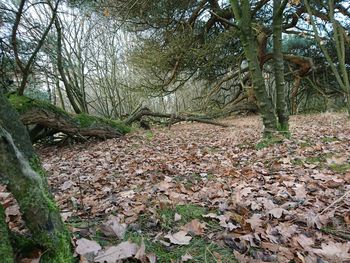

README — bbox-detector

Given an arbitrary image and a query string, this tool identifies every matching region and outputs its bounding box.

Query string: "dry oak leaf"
[75,238,102,257]
[246,214,263,230]
[181,219,206,236]
[313,241,350,261]
[181,253,193,262]
[100,216,127,239]
[164,231,192,245]
[293,234,315,250]
[268,207,287,219]
[94,241,139,263]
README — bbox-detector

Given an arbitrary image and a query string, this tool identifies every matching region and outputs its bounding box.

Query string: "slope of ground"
[15,113,350,262]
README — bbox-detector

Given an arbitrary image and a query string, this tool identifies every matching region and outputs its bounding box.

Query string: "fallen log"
[8,94,130,142]
[124,107,229,127]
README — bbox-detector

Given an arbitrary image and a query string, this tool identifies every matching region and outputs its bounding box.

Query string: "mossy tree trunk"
[0,93,74,262]
[0,204,14,263]
[273,0,289,130]
[230,0,278,136]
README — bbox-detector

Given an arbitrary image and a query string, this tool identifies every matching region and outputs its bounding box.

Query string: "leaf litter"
[2,113,349,262]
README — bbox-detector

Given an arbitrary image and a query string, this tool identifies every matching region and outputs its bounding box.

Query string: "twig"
[319,190,350,215]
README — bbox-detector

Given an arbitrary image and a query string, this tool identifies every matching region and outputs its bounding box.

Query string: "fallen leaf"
[246,214,263,230]
[94,241,139,262]
[313,241,350,261]
[60,180,74,190]
[181,253,193,262]
[181,219,206,236]
[75,238,101,257]
[268,207,287,219]
[174,213,182,222]
[100,216,127,239]
[293,234,315,249]
[164,231,192,245]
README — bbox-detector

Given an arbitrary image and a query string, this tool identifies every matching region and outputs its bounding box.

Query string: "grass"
[159,204,207,230]
[321,137,339,143]
[305,156,324,164]
[124,233,236,263]
[145,130,154,140]
[329,163,350,173]
[173,173,205,189]
[255,136,284,150]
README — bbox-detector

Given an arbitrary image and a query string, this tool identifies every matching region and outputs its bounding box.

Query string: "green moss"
[291,158,303,166]
[329,163,350,173]
[7,93,67,116]
[40,230,75,263]
[305,156,324,164]
[0,205,14,263]
[8,94,131,135]
[256,136,284,150]
[145,130,154,140]
[321,137,339,143]
[74,113,131,134]
[29,156,47,179]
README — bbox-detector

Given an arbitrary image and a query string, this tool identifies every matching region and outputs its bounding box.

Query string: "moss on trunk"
[0,205,14,263]
[0,93,74,262]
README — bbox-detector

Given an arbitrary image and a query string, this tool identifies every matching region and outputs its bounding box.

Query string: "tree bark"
[55,18,82,114]
[230,0,278,136]
[0,93,74,262]
[125,107,229,127]
[8,94,128,141]
[273,0,289,130]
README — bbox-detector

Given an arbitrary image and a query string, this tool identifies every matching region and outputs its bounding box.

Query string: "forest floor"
[18,113,350,262]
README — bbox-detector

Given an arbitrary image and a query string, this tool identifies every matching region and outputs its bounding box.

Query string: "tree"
[304,0,350,114]
[230,0,282,135]
[11,0,60,95]
[0,91,74,262]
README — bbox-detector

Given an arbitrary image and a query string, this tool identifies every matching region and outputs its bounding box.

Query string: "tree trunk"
[0,204,14,263]
[0,93,74,262]
[273,0,289,130]
[230,0,278,136]
[55,18,82,114]
[125,107,229,127]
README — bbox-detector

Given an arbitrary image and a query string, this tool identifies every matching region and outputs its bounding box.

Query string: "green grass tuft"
[159,204,206,230]
[125,233,236,263]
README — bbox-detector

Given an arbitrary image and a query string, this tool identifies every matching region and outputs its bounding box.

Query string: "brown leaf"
[100,216,127,239]
[181,219,206,236]
[94,241,139,262]
[268,207,287,219]
[164,231,192,245]
[75,238,101,257]
[313,241,350,261]
[181,253,193,262]
[174,213,182,222]
[293,234,315,250]
[246,214,263,230]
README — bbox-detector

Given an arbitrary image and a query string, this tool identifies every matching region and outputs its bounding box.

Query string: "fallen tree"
[124,107,230,127]
[8,94,130,142]
[7,94,230,143]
